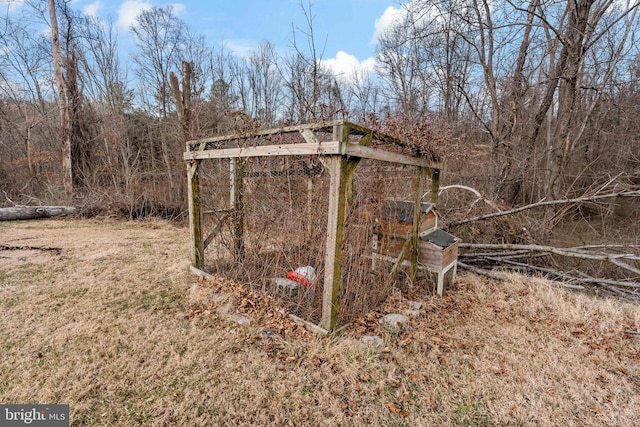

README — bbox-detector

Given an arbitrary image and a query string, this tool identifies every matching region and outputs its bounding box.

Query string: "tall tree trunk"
[48,0,73,200]
[545,0,595,201]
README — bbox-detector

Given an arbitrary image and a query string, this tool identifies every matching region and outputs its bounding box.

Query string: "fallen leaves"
[385,402,409,417]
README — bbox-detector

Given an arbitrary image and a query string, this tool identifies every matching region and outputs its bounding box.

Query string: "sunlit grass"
[0,218,639,426]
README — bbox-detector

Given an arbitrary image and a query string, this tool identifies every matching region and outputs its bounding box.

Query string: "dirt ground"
[1,218,639,426]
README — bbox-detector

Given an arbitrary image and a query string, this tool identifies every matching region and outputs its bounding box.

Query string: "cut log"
[0,206,78,221]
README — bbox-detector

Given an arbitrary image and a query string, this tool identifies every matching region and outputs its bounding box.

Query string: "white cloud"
[117,0,153,31]
[171,2,185,15]
[0,0,26,14]
[116,1,185,32]
[222,39,257,59]
[322,51,376,85]
[83,1,102,17]
[371,5,407,43]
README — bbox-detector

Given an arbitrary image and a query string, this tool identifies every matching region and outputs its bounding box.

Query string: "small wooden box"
[374,200,438,257]
[419,229,459,295]
[376,200,437,238]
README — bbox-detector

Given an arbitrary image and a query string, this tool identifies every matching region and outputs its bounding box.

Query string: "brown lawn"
[1,218,639,426]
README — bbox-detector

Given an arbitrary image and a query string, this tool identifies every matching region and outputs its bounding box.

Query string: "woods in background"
[0,0,639,226]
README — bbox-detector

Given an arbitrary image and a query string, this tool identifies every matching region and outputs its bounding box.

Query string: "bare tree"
[131,5,190,204]
[48,0,72,199]
[246,41,284,126]
[282,1,345,122]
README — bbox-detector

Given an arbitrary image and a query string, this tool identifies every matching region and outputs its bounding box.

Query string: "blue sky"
[70,0,407,79]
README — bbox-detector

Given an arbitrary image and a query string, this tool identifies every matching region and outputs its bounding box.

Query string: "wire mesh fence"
[191,122,438,327]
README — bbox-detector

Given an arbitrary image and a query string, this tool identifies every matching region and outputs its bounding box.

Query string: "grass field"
[1,218,639,426]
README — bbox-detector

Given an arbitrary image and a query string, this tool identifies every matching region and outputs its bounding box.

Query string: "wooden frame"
[184,120,444,332]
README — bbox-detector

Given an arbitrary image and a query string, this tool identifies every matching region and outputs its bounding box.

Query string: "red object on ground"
[287,271,311,287]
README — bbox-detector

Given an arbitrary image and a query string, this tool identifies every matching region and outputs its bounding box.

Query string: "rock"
[378,313,410,333]
[228,313,251,325]
[409,301,423,310]
[361,335,384,347]
[259,329,278,339]
[270,277,299,297]
[404,309,421,317]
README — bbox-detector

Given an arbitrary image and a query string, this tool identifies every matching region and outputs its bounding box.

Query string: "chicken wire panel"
[336,160,426,326]
[199,155,330,321]
[196,152,430,327]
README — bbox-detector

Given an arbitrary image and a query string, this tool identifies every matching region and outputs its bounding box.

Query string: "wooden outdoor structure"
[184,120,444,331]
[373,200,458,296]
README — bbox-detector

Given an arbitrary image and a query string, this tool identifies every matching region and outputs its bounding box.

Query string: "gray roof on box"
[420,229,456,248]
[383,200,433,223]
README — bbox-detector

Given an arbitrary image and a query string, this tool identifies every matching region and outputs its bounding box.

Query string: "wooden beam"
[187,120,344,146]
[288,313,329,335]
[299,128,320,144]
[187,160,204,268]
[321,125,349,332]
[388,238,412,284]
[344,144,442,169]
[184,141,341,160]
[203,212,230,250]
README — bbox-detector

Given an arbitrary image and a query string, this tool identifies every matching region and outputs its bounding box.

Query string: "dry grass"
[1,218,639,426]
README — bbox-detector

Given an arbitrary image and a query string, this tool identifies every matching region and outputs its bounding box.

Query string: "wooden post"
[320,124,349,331]
[187,160,204,268]
[230,158,245,263]
[410,167,425,284]
[430,168,441,207]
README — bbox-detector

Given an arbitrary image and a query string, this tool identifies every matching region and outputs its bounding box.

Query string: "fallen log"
[0,206,78,221]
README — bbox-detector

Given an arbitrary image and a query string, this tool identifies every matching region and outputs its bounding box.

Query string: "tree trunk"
[48,0,73,200]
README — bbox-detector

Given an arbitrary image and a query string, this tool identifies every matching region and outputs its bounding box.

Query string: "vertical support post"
[430,168,441,207]
[320,124,348,331]
[187,160,204,268]
[230,158,245,263]
[410,167,425,284]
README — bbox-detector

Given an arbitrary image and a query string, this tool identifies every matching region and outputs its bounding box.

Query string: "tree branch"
[449,190,640,227]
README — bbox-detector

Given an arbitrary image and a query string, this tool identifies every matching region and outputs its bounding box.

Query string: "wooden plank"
[418,241,445,271]
[203,212,229,250]
[344,144,442,169]
[190,265,213,278]
[184,141,341,160]
[376,234,407,257]
[377,210,437,237]
[187,161,204,268]
[288,313,329,335]
[442,240,460,267]
[299,128,320,144]
[187,120,344,146]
